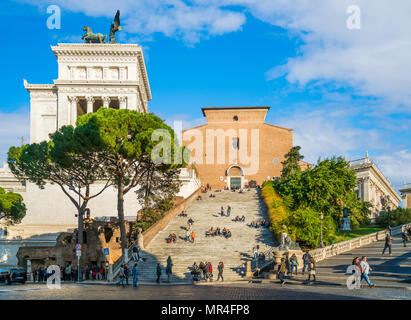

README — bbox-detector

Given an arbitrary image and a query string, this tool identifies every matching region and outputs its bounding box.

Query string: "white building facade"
[350,153,401,223]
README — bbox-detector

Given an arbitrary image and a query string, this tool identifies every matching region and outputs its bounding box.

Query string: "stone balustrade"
[308,223,411,263]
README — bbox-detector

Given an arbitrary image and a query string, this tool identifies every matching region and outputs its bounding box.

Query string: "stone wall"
[142,187,202,248]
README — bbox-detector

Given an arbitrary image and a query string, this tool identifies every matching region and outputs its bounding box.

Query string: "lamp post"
[69,178,83,283]
[318,212,325,248]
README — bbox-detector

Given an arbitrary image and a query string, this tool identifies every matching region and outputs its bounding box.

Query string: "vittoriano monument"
[82,10,122,44]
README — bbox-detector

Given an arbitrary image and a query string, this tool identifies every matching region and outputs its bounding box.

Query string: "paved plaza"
[0,281,409,300]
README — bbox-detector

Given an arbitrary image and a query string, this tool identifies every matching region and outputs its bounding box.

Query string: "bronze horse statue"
[82,26,107,43]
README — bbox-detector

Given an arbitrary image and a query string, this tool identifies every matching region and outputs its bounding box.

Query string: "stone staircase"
[124,189,277,283]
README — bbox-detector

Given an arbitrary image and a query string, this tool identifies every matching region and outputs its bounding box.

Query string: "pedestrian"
[360,256,375,288]
[132,246,140,262]
[166,256,173,283]
[285,254,291,275]
[124,264,129,285]
[186,229,191,241]
[307,257,316,283]
[132,263,138,287]
[117,264,125,287]
[382,232,392,255]
[290,254,298,275]
[217,261,224,282]
[208,262,213,282]
[190,230,196,243]
[277,258,287,287]
[253,247,259,259]
[302,250,311,274]
[220,206,224,216]
[199,261,206,280]
[156,263,162,283]
[227,205,231,217]
[204,261,210,282]
[402,229,409,247]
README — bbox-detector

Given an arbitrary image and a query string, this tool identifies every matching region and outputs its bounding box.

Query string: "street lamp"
[318,212,325,248]
[69,178,83,283]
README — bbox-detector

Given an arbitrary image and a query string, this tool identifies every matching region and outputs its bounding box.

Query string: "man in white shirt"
[360,256,375,288]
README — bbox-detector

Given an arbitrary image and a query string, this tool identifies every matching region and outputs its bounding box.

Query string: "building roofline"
[201,106,270,116]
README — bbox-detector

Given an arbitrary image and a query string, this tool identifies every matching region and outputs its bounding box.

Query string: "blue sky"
[0,0,410,190]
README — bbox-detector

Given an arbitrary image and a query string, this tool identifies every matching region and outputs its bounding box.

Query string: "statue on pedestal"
[109,10,122,44]
[340,207,351,231]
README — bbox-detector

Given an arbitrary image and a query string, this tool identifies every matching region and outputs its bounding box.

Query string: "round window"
[233,116,238,121]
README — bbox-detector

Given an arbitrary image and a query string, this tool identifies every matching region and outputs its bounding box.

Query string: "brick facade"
[182,106,294,189]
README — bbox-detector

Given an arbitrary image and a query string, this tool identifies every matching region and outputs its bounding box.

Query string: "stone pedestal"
[107,264,113,282]
[137,228,144,250]
[245,261,253,277]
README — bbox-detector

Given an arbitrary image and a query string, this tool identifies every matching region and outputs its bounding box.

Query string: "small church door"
[230,177,242,190]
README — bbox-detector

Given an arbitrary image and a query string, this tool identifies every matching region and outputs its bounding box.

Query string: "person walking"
[290,254,298,275]
[307,257,316,283]
[227,205,231,217]
[156,263,162,283]
[302,251,311,274]
[124,264,129,285]
[402,229,409,247]
[277,258,287,287]
[382,232,393,255]
[166,256,173,283]
[190,230,196,243]
[132,246,140,262]
[217,261,224,282]
[132,263,139,287]
[360,256,375,288]
[117,265,125,287]
[204,262,210,282]
[220,206,225,216]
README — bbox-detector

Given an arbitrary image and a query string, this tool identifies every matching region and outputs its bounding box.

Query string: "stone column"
[102,96,111,109]
[86,96,95,114]
[137,228,144,250]
[119,96,127,109]
[245,261,253,278]
[68,96,79,126]
[27,259,32,282]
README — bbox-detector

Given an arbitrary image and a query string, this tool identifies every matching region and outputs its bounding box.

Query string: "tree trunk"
[117,181,128,264]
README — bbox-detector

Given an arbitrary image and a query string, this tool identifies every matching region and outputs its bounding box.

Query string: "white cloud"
[0,109,30,166]
[374,150,411,188]
[275,109,385,165]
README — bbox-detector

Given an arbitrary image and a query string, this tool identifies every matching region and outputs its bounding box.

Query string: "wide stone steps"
[126,189,276,283]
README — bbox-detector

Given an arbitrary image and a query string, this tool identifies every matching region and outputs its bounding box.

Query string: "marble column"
[86,96,95,114]
[68,96,79,126]
[119,96,127,109]
[102,96,111,108]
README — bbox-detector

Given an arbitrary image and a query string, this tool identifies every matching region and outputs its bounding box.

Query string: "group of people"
[32,263,105,282]
[191,261,224,282]
[117,263,139,287]
[351,256,375,288]
[275,251,316,287]
[233,215,246,222]
[206,227,232,238]
[248,218,269,228]
[166,233,177,243]
[220,206,231,217]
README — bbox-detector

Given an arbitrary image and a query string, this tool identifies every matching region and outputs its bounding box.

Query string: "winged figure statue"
[109,10,122,43]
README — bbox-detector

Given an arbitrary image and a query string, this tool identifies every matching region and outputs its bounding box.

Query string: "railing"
[349,157,372,166]
[251,247,277,273]
[309,223,411,263]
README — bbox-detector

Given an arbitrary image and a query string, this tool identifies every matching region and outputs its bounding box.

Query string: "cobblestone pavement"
[0,282,409,300]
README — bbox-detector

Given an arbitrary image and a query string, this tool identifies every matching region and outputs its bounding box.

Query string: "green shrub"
[135,207,163,232]
[376,208,411,227]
